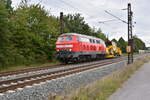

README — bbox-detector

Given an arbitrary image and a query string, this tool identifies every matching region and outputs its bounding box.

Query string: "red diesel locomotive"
[55,33,106,63]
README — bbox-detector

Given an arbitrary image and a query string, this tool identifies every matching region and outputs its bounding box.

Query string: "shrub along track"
[0,57,126,94]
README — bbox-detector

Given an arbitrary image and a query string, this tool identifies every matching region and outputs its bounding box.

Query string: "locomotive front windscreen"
[66,36,72,41]
[57,36,73,41]
[58,37,64,41]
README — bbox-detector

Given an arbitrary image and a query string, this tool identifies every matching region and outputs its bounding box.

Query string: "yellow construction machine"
[105,41,122,58]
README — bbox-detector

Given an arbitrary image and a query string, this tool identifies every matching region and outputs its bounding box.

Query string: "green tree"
[0,1,107,68]
[64,14,106,40]
[64,13,86,34]
[118,37,127,53]
[93,28,107,40]
[133,36,146,52]
[0,0,14,67]
[111,38,118,46]
[11,3,59,65]
[1,0,13,13]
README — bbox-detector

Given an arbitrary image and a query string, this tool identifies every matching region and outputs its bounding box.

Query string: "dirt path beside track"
[109,61,150,100]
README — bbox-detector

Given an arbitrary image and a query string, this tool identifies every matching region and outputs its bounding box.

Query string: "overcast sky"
[11,0,150,47]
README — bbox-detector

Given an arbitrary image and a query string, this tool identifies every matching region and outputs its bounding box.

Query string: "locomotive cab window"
[66,36,73,41]
[90,39,92,43]
[93,40,95,43]
[58,37,64,41]
[78,37,90,43]
[96,40,100,44]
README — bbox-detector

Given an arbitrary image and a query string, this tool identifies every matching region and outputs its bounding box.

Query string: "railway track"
[0,57,125,94]
[0,64,63,77]
[0,56,126,79]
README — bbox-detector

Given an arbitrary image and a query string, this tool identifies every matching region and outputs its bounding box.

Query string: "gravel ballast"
[0,60,127,100]
[0,59,120,82]
[0,54,147,100]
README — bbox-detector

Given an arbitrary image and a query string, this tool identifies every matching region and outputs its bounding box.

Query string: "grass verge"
[0,60,60,72]
[49,55,150,100]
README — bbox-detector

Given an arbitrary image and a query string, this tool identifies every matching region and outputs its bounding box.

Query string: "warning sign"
[126,46,131,53]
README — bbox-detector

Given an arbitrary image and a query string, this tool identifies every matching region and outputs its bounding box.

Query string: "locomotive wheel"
[79,55,85,62]
[87,56,91,62]
[72,57,79,63]
[83,56,87,62]
[61,60,69,64]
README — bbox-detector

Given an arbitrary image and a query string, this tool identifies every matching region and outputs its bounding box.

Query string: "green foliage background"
[0,0,146,68]
[112,36,147,53]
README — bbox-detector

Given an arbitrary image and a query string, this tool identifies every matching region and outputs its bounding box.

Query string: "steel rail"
[0,58,125,93]
[0,56,126,78]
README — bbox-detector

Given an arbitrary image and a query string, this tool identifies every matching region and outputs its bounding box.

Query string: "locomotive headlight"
[69,49,72,51]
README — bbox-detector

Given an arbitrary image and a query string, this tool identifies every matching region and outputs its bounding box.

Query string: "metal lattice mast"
[60,12,64,35]
[128,3,134,64]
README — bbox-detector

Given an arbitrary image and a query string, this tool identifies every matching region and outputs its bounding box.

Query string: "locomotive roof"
[61,33,104,41]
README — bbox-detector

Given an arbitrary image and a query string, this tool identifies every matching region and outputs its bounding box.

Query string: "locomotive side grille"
[56,45,73,48]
